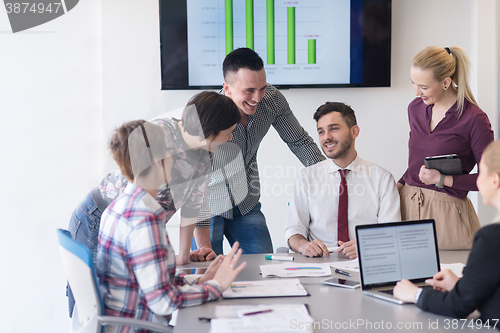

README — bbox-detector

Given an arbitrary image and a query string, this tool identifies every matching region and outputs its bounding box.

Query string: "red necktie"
[338,169,350,242]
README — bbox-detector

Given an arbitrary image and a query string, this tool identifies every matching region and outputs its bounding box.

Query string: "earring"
[444,86,448,90]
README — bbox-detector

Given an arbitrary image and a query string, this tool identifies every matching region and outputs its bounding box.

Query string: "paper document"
[260,262,332,278]
[440,263,466,278]
[222,278,309,298]
[211,304,314,333]
[329,258,360,273]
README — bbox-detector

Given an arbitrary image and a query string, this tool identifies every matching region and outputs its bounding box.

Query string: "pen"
[243,309,274,316]
[198,317,213,322]
[335,268,352,277]
[265,255,294,261]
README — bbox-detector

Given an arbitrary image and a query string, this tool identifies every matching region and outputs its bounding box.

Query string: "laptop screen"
[356,220,440,288]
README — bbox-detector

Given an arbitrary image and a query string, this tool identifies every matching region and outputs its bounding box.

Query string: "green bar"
[308,39,316,64]
[266,0,275,64]
[225,0,233,55]
[246,0,254,49]
[287,7,295,64]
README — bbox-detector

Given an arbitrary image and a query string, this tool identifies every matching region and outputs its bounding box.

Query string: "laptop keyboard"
[378,285,431,296]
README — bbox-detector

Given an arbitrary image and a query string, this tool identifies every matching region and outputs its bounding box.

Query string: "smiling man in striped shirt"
[193,48,325,255]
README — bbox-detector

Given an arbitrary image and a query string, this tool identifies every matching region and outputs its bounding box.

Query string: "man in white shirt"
[285,102,400,259]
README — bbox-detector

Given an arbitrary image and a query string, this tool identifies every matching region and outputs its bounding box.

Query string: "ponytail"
[412,46,478,117]
[447,46,478,116]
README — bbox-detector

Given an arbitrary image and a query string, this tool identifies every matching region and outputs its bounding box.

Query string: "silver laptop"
[355,219,440,304]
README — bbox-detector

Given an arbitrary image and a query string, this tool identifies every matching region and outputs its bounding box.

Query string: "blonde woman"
[394,140,500,324]
[397,46,494,249]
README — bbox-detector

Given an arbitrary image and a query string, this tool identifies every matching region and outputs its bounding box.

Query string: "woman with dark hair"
[397,46,494,250]
[96,120,246,330]
[66,91,240,317]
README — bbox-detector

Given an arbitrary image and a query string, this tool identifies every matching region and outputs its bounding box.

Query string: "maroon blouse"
[399,97,494,199]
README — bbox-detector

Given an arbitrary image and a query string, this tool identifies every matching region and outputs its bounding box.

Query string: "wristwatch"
[435,174,445,188]
[414,287,423,303]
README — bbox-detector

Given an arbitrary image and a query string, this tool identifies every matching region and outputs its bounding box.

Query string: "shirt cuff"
[183,274,202,285]
[414,287,423,303]
[195,219,211,228]
[205,279,222,293]
[416,287,430,308]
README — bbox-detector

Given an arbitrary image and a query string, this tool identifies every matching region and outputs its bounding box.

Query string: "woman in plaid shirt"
[97,118,246,332]
[67,91,243,317]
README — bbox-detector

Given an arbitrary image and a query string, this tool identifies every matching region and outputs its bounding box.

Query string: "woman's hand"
[213,242,247,291]
[425,269,459,292]
[197,254,224,284]
[419,165,441,185]
[394,279,420,303]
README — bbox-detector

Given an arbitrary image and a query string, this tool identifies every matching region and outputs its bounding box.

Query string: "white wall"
[0,0,497,332]
[0,1,102,332]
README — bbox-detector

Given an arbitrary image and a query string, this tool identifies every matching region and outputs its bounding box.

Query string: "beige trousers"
[400,184,480,250]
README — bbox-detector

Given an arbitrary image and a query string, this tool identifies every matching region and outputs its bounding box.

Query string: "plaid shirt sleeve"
[127,213,222,315]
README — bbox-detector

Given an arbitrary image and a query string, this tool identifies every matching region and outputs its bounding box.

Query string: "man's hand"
[299,239,329,258]
[337,240,357,259]
[394,279,420,303]
[425,269,459,292]
[175,253,191,265]
[190,247,217,262]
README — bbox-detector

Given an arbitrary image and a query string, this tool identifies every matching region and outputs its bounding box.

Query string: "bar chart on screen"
[186,0,351,86]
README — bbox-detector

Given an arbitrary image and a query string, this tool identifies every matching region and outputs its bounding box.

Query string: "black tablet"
[424,154,462,175]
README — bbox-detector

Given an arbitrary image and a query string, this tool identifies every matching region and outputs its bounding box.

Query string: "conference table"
[173,251,493,332]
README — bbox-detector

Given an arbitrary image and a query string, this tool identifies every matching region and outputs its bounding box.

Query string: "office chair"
[275,246,290,253]
[275,202,292,253]
[57,229,171,333]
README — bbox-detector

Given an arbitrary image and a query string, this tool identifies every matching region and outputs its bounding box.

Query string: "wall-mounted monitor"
[160,0,391,90]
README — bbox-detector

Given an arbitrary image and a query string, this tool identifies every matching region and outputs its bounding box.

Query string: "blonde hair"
[483,140,500,176]
[412,46,478,117]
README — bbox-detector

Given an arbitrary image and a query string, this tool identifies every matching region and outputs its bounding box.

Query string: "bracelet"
[435,173,445,188]
[414,287,423,303]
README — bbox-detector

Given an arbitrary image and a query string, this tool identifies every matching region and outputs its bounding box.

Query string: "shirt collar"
[327,153,361,174]
[124,182,163,212]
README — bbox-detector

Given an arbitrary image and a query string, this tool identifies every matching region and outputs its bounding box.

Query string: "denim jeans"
[192,202,273,255]
[66,192,102,317]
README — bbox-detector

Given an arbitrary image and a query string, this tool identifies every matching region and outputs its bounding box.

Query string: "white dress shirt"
[285,155,401,247]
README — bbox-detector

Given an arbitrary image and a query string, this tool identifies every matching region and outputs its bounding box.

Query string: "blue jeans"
[193,202,273,255]
[66,192,103,318]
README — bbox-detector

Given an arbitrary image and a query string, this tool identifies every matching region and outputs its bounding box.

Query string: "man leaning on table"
[285,102,401,259]
[193,47,325,256]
